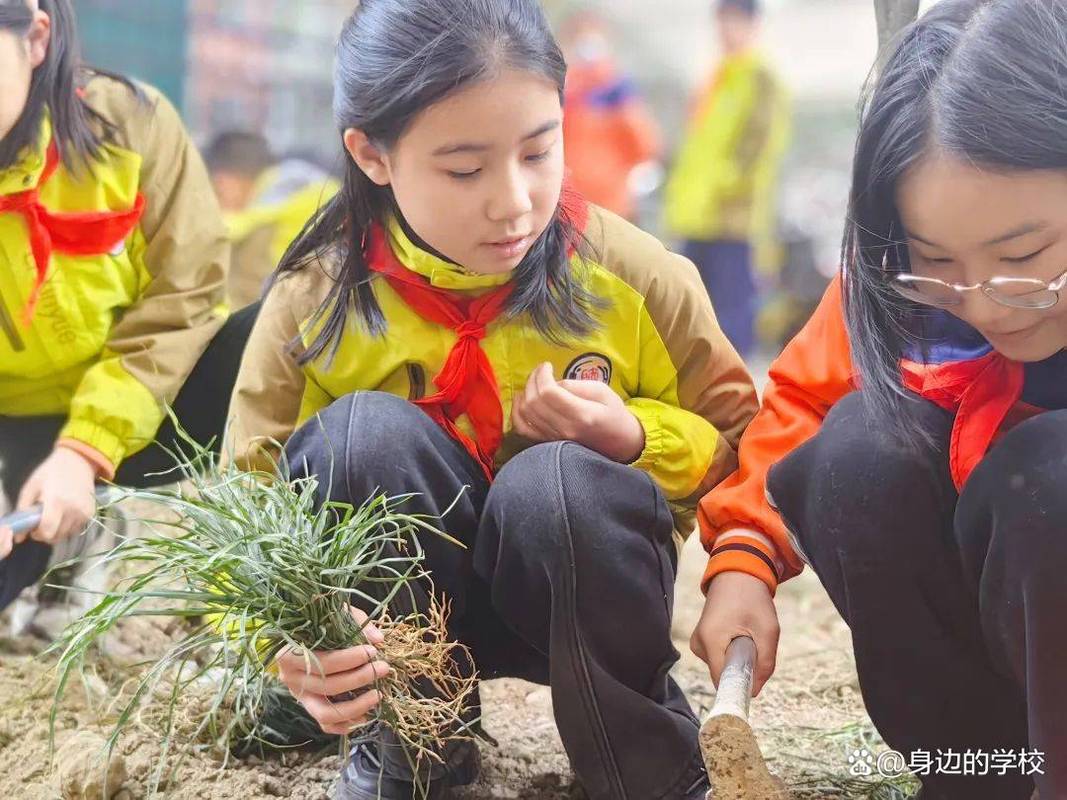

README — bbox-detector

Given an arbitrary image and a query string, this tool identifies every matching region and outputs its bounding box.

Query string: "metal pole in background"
[875,0,922,65]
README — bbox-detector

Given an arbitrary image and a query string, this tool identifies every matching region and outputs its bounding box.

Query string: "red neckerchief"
[902,351,1025,489]
[0,142,146,324]
[364,189,589,479]
[365,225,512,479]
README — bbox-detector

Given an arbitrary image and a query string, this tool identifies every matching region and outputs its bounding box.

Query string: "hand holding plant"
[47,427,477,797]
[276,607,390,736]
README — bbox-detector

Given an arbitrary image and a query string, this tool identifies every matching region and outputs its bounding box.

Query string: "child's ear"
[26,8,51,69]
[343,129,391,187]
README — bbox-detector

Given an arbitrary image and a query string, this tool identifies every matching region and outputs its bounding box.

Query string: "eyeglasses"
[890,269,1067,310]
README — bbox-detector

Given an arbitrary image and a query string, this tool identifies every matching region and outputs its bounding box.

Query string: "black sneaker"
[334,740,481,800]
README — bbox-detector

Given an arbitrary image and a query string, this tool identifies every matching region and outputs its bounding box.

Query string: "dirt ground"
[0,354,910,799]
[0,530,902,800]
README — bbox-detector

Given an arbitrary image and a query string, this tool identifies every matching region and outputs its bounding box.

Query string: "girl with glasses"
[694,1,1067,798]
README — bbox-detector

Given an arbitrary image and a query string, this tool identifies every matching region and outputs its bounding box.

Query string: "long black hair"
[843,0,1067,442]
[275,0,602,364]
[0,0,137,171]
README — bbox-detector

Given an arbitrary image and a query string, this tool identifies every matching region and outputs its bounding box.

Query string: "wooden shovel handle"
[708,635,756,722]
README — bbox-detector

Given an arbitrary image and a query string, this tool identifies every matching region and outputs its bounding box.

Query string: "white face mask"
[574,34,609,65]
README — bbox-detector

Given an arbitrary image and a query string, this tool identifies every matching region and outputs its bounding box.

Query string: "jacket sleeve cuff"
[701,530,781,597]
[626,401,663,470]
[58,420,125,477]
[56,438,116,480]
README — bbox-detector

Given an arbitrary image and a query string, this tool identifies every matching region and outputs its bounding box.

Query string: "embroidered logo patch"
[564,353,612,383]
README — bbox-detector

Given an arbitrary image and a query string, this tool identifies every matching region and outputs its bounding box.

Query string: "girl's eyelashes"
[526,137,561,163]
[916,252,954,265]
[916,250,1053,266]
[445,147,555,179]
[1001,244,1051,264]
[908,243,951,266]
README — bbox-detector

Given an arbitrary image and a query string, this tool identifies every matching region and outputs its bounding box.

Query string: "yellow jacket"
[225,161,339,307]
[226,207,758,536]
[0,77,228,476]
[663,51,790,256]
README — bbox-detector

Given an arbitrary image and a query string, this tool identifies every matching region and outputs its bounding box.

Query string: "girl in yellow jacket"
[0,0,256,618]
[224,1,757,797]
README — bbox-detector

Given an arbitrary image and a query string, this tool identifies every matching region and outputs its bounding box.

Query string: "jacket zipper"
[0,291,24,352]
[407,363,426,400]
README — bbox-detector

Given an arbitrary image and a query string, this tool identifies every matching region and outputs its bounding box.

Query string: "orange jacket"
[563,64,660,219]
[698,274,1049,595]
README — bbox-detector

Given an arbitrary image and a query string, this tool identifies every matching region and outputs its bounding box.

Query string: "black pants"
[283,391,707,800]
[0,303,260,611]
[680,239,757,358]
[768,391,1067,800]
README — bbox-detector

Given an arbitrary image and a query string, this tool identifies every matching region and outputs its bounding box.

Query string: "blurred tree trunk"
[875,0,921,60]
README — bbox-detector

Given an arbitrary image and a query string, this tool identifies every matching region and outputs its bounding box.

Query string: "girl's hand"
[275,607,392,735]
[0,447,98,558]
[690,571,780,698]
[512,362,646,463]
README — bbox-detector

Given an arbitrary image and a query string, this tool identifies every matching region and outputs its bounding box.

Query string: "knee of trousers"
[484,441,671,573]
[957,409,1067,575]
[282,391,432,483]
[767,390,956,567]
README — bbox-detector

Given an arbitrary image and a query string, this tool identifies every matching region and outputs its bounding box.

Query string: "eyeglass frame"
[889,268,1067,310]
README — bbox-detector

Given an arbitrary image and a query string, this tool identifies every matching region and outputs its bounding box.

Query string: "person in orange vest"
[0,0,255,630]
[224,0,759,796]
[694,1,1067,798]
[559,10,661,221]
[663,0,790,358]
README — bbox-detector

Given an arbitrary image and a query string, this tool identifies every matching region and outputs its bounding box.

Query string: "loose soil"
[0,534,886,800]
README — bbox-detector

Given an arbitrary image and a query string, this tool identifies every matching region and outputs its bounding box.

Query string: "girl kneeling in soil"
[226,0,757,797]
[694,1,1067,798]
[0,0,254,635]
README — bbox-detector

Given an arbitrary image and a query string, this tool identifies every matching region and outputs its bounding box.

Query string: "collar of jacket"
[385,215,513,292]
[0,115,52,198]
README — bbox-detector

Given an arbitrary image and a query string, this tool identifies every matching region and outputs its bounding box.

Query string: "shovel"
[701,636,790,799]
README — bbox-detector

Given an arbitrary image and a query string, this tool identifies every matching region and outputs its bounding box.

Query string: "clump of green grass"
[786,722,921,799]
[46,431,476,797]
[791,773,919,800]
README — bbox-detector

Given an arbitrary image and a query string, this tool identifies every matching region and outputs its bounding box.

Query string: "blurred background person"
[205,131,339,307]
[663,0,790,359]
[560,9,662,221]
[70,0,877,364]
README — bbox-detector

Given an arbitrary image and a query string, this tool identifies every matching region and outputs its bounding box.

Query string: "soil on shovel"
[700,714,790,800]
